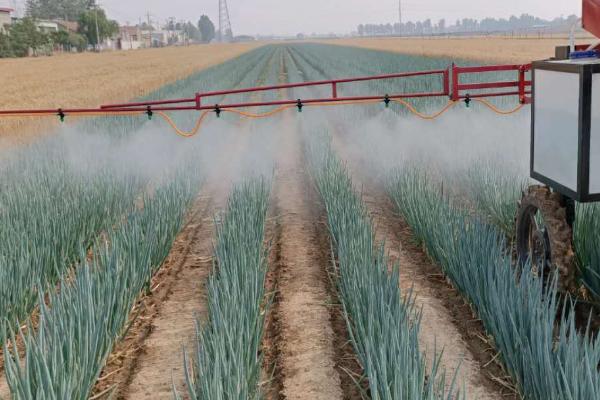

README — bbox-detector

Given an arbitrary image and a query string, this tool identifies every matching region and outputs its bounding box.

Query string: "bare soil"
[90,125,253,399]
[331,131,518,399]
[261,49,362,400]
[91,191,219,399]
[263,114,348,400]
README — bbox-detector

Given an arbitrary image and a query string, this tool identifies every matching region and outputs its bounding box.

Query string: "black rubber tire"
[515,185,577,293]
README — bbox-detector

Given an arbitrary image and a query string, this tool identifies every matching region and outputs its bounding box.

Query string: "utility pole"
[94,5,101,51]
[398,0,402,35]
[146,11,152,29]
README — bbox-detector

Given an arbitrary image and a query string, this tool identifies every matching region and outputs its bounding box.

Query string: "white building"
[118,25,143,50]
[151,30,168,47]
[36,20,59,33]
[0,7,12,33]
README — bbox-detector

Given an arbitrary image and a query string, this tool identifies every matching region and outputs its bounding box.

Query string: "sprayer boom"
[0,63,531,120]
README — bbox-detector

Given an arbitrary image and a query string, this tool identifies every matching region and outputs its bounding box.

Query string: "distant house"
[54,20,79,34]
[140,30,153,48]
[118,25,143,50]
[36,20,59,33]
[0,7,13,33]
[151,30,168,47]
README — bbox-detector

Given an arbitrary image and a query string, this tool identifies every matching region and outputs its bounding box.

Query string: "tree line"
[0,0,217,58]
[358,14,580,36]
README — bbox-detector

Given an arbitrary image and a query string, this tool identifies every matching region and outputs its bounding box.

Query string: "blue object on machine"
[570,50,600,59]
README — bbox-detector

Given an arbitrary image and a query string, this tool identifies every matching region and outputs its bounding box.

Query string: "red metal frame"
[100,69,450,111]
[0,64,532,117]
[584,0,600,39]
[451,63,532,104]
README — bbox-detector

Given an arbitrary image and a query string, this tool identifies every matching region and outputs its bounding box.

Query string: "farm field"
[316,36,594,63]
[0,42,261,143]
[1,39,600,400]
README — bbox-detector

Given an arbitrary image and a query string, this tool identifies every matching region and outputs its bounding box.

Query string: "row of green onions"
[387,167,600,399]
[2,164,200,399]
[306,131,460,400]
[177,178,271,400]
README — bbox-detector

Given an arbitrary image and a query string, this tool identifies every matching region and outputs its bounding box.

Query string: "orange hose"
[222,105,295,118]
[155,111,211,138]
[0,97,528,138]
[471,98,526,115]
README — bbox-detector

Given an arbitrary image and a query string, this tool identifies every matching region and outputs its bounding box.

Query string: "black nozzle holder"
[146,106,153,120]
[214,104,222,118]
[57,109,65,122]
[297,99,303,112]
[384,94,391,108]
[464,94,471,108]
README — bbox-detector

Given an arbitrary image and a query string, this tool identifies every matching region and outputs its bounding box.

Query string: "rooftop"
[55,20,79,32]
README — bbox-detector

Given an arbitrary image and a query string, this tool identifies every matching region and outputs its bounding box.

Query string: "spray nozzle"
[214,104,222,118]
[57,109,65,122]
[297,99,303,112]
[146,106,153,120]
[384,94,391,108]
[464,94,471,108]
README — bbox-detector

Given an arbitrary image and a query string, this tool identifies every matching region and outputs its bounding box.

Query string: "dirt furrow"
[121,186,228,399]
[331,131,514,400]
[264,113,346,400]
[115,130,255,398]
[93,189,217,399]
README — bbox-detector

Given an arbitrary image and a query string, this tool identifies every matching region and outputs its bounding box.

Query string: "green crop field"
[0,43,599,400]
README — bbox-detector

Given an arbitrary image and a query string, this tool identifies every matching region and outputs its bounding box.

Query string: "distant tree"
[51,29,69,47]
[51,29,87,51]
[78,7,118,48]
[198,15,215,43]
[7,18,50,56]
[438,19,446,33]
[27,0,96,20]
[183,22,201,41]
[357,13,579,38]
[0,32,13,57]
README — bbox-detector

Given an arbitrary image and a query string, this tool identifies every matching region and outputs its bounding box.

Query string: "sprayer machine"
[1,1,600,295]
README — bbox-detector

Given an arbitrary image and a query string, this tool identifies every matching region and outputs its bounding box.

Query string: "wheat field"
[0,43,262,143]
[316,36,592,64]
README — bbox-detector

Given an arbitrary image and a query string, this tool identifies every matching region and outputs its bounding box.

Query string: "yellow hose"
[471,98,526,115]
[222,105,296,118]
[391,99,459,120]
[155,111,211,138]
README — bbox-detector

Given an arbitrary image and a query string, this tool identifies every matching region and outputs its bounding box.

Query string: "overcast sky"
[98,0,580,36]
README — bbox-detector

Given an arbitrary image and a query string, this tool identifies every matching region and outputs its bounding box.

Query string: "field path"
[330,130,513,400]
[265,115,346,400]
[118,190,220,399]
[119,188,226,399]
[119,134,255,399]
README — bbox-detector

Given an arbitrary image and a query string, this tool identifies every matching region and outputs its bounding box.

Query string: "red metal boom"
[0,64,532,117]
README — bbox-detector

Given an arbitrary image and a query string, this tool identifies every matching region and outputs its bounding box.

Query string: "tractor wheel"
[515,185,577,293]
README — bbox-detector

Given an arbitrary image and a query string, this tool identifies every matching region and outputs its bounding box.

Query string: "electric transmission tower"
[219,0,233,42]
